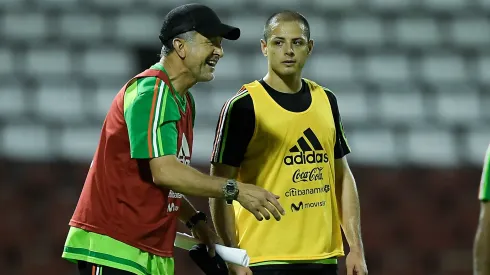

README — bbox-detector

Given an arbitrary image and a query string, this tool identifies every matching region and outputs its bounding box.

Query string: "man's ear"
[173,38,186,58]
[307,39,314,55]
[260,39,267,57]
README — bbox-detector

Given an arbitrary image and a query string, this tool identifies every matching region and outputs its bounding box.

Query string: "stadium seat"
[91,85,117,121]
[256,0,305,9]
[190,87,213,112]
[306,16,330,44]
[2,13,48,41]
[213,53,243,80]
[1,124,50,160]
[331,83,368,124]
[394,17,441,48]
[477,55,490,84]
[422,0,471,12]
[306,52,356,82]
[0,48,14,75]
[434,85,480,124]
[115,13,161,45]
[364,54,411,83]
[60,13,105,42]
[0,0,26,8]
[87,0,135,9]
[145,0,185,8]
[481,88,490,119]
[339,16,385,47]
[24,48,72,76]
[59,126,100,160]
[406,128,457,166]
[377,84,425,124]
[347,128,397,165]
[35,83,85,123]
[420,54,468,83]
[450,17,490,48]
[311,0,359,11]
[228,16,267,43]
[209,89,236,114]
[476,0,490,10]
[249,54,269,79]
[82,48,134,78]
[465,128,490,164]
[193,0,249,9]
[368,0,413,11]
[191,127,216,164]
[35,0,79,9]
[0,84,26,119]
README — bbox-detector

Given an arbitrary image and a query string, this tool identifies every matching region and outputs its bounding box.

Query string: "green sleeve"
[123,77,181,159]
[479,144,490,201]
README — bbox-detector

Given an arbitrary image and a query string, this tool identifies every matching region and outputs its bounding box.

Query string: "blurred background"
[0,0,489,274]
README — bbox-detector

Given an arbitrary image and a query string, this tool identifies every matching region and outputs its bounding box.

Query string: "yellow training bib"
[233,79,344,264]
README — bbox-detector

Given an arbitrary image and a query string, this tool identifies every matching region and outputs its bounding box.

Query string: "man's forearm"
[210,198,239,248]
[341,177,363,251]
[474,203,490,275]
[336,159,364,252]
[150,157,228,198]
[209,163,240,248]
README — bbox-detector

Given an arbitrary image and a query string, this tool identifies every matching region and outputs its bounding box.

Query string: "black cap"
[159,4,240,45]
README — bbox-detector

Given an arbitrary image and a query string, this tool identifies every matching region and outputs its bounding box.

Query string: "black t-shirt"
[211,79,350,167]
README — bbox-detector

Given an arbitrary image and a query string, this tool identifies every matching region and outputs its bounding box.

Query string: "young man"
[209,11,368,275]
[61,4,285,275]
[474,144,490,275]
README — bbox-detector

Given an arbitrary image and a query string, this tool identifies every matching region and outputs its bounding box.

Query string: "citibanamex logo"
[292,167,324,183]
[285,185,330,197]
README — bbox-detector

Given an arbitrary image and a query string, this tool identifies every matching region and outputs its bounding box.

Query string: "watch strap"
[186,211,207,230]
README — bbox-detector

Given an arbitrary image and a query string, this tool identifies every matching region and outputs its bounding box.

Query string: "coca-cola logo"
[292,167,324,183]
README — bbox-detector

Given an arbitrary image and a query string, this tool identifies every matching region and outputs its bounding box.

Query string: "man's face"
[261,21,313,77]
[183,33,224,82]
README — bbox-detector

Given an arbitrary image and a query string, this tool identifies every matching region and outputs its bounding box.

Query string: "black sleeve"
[324,89,351,159]
[210,93,255,167]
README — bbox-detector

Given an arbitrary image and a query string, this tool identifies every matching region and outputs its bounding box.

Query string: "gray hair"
[160,31,197,57]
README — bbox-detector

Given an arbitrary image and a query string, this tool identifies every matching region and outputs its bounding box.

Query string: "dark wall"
[0,159,481,275]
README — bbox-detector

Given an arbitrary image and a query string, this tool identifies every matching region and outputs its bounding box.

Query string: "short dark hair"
[263,11,310,41]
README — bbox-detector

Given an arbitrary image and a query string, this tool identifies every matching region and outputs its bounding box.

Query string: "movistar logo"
[291,200,326,212]
[291,202,303,212]
[283,128,328,166]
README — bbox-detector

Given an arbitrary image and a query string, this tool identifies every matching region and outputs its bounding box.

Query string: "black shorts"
[77,261,135,275]
[250,263,338,275]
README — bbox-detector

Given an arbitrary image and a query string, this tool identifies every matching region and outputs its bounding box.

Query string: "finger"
[346,266,354,275]
[264,201,281,221]
[249,208,263,221]
[257,206,271,220]
[267,194,286,215]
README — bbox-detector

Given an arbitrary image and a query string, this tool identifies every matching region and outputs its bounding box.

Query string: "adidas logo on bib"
[283,128,329,166]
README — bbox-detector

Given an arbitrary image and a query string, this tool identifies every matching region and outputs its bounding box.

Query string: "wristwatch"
[185,211,207,230]
[223,179,239,205]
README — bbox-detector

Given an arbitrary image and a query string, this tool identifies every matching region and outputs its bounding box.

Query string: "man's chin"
[277,69,299,77]
[197,73,215,82]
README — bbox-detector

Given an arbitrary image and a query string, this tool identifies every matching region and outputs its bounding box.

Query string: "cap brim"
[218,23,241,40]
[198,23,241,40]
